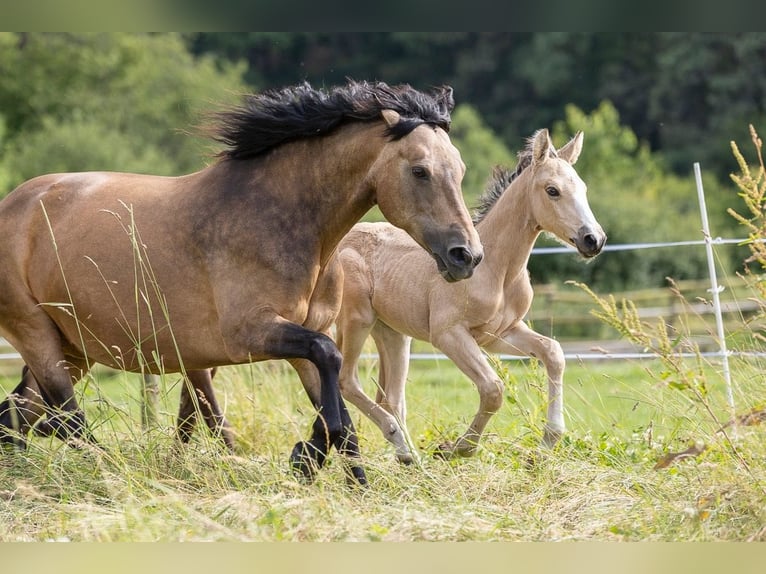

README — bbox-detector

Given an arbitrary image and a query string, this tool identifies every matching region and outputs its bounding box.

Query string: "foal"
[330,129,605,462]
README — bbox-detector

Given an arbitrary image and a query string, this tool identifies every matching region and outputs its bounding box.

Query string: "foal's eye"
[411,166,429,180]
[545,186,560,198]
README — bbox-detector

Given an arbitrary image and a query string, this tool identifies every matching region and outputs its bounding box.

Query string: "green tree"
[0,33,247,194]
[648,33,766,176]
[449,104,515,210]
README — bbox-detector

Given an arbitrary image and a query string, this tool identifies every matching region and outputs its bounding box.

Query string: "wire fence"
[1,163,763,418]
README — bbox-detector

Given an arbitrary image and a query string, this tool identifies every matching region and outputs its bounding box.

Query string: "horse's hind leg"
[0,365,47,448]
[368,322,418,463]
[290,358,366,486]
[0,317,95,447]
[176,368,235,451]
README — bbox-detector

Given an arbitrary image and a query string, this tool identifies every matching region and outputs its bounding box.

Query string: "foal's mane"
[209,80,455,160]
[473,131,560,225]
[472,152,532,225]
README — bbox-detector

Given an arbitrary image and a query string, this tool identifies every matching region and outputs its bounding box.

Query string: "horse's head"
[527,129,606,258]
[370,108,483,282]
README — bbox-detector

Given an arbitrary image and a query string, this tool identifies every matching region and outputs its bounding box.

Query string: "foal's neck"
[475,173,539,282]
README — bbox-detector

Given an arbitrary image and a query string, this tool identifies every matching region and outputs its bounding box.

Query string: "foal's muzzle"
[574,226,606,258]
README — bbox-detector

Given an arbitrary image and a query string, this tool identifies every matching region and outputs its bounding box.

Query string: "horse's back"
[0,170,223,370]
[0,171,183,288]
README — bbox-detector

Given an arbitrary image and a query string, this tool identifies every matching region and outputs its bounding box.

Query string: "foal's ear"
[435,85,455,113]
[532,128,554,164]
[381,109,401,127]
[557,131,584,165]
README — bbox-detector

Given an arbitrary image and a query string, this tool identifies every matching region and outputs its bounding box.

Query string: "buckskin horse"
[0,80,483,485]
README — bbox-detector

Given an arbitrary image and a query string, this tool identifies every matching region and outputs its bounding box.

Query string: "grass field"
[1,345,765,542]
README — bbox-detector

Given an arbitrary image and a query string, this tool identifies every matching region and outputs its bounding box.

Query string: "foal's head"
[524,129,605,258]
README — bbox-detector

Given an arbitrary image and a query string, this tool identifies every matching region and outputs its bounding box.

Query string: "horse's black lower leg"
[289,413,332,482]
[26,364,97,448]
[176,369,235,451]
[0,366,47,450]
[0,393,29,450]
[333,398,367,487]
[290,357,367,486]
[43,409,96,445]
[266,324,356,483]
[176,377,200,445]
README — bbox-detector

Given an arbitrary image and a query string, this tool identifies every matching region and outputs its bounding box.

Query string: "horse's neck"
[200,124,382,265]
[302,124,384,263]
[476,175,539,285]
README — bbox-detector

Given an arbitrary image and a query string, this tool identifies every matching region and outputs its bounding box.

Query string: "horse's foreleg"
[263,320,366,485]
[177,368,235,451]
[488,322,566,447]
[9,340,96,447]
[289,358,366,486]
[433,328,504,458]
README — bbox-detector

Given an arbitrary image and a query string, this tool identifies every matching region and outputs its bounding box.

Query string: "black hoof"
[32,419,56,437]
[0,428,27,451]
[289,441,320,484]
[344,462,368,488]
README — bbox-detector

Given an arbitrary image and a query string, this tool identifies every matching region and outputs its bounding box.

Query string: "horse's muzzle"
[433,244,484,282]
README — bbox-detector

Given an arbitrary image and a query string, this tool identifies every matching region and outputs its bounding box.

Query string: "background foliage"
[1,32,762,290]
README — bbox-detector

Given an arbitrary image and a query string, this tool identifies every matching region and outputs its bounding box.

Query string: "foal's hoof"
[289,441,319,484]
[542,427,564,448]
[433,441,457,460]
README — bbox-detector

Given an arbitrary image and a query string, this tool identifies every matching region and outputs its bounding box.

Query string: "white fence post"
[694,162,737,430]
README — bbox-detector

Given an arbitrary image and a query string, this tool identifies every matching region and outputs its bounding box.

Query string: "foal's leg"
[176,368,235,451]
[486,322,566,447]
[369,321,418,463]
[431,327,505,458]
[336,321,414,464]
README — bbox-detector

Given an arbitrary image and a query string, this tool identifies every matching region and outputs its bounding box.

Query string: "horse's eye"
[546,186,560,198]
[411,166,429,180]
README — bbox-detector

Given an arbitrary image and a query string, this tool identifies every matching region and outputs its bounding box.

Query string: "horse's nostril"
[448,246,474,267]
[584,234,598,249]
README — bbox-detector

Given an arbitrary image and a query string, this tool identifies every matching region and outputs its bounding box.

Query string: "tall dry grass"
[2,128,766,541]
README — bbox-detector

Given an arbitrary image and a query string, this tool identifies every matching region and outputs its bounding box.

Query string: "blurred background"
[1,32,763,297]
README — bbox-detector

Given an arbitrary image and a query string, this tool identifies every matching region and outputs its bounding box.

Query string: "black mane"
[472,152,532,225]
[210,80,455,160]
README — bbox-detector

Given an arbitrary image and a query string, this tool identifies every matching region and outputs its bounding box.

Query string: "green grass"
[1,351,764,542]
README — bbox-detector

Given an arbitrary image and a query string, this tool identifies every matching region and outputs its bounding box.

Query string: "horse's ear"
[381,109,401,127]
[557,131,584,165]
[532,129,553,164]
